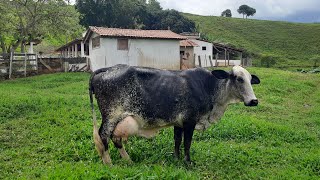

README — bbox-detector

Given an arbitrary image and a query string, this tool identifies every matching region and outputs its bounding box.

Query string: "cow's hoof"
[173,153,180,159]
[184,160,196,166]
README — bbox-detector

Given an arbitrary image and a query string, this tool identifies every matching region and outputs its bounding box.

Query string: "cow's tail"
[89,77,105,158]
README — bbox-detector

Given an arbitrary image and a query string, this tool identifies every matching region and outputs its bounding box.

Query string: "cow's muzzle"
[245,99,258,106]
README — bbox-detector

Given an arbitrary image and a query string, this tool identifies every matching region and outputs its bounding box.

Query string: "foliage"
[148,9,196,33]
[0,0,83,53]
[310,55,320,67]
[221,9,232,17]
[237,5,256,19]
[75,0,195,33]
[260,54,278,68]
[185,14,320,67]
[1,69,320,179]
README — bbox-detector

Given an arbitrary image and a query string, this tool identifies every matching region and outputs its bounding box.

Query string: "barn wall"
[89,33,180,71]
[190,40,213,66]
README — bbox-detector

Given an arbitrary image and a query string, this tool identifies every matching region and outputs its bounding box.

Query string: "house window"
[202,46,206,50]
[92,36,100,48]
[117,39,128,50]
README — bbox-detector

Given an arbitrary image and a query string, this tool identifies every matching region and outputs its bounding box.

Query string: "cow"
[89,64,260,165]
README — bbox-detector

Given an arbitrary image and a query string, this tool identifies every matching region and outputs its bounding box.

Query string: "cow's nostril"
[250,99,258,106]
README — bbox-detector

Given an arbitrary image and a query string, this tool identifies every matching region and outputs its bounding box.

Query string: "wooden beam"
[39,58,53,72]
[224,49,227,67]
[215,53,218,67]
[9,51,13,79]
[24,53,27,77]
[209,55,213,67]
[227,52,230,66]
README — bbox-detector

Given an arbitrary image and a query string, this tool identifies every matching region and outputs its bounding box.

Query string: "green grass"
[1,69,320,179]
[185,14,320,67]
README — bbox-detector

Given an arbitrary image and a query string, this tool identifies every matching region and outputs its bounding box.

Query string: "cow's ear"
[211,70,230,79]
[251,75,260,84]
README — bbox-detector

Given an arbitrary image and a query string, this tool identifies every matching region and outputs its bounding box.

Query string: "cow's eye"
[237,77,244,83]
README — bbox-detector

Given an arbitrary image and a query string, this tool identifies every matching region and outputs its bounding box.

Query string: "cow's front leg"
[174,126,183,158]
[183,123,196,162]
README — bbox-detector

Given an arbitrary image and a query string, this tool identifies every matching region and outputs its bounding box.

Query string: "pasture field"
[185,14,320,67]
[1,68,320,179]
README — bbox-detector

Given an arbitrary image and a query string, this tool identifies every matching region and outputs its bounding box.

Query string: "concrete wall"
[89,33,180,71]
[191,40,213,67]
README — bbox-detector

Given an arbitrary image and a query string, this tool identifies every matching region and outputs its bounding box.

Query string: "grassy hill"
[185,14,320,67]
[1,69,320,179]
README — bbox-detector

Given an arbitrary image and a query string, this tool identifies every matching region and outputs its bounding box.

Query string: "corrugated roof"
[56,38,82,52]
[88,26,186,40]
[180,40,199,47]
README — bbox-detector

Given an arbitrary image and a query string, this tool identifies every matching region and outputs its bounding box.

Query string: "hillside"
[185,14,320,67]
[1,69,320,179]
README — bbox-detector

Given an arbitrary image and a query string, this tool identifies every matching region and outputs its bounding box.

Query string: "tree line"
[0,0,196,53]
[75,0,195,33]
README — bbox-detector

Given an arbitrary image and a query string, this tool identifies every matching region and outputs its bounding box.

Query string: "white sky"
[158,0,320,20]
[69,0,320,22]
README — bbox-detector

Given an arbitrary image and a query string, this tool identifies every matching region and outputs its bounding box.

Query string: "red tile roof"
[87,26,186,40]
[180,40,199,47]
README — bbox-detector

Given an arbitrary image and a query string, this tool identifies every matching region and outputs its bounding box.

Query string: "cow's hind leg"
[98,124,112,165]
[99,115,130,163]
[112,137,132,162]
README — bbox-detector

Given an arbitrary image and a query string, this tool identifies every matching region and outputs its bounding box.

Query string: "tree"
[149,9,195,33]
[0,0,82,53]
[76,0,195,33]
[221,9,232,17]
[237,5,256,19]
[76,0,148,28]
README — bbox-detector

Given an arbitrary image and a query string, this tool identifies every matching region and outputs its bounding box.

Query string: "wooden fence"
[0,53,89,79]
[196,54,252,68]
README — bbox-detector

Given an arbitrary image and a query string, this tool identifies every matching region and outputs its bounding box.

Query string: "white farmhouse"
[180,32,213,67]
[83,27,186,71]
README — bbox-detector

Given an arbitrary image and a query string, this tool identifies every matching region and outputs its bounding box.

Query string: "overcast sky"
[158,0,320,22]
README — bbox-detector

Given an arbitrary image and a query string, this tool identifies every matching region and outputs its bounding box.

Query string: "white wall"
[89,33,180,71]
[190,39,213,67]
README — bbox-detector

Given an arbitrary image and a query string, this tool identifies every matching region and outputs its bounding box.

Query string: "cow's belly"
[113,116,168,139]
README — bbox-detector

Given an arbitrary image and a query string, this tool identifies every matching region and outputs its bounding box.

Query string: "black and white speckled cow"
[89,64,260,164]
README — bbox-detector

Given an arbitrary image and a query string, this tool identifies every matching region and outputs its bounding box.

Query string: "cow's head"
[212,66,260,106]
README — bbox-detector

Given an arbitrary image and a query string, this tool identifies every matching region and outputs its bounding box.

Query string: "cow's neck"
[195,79,234,131]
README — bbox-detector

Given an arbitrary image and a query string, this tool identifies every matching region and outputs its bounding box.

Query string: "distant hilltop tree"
[221,9,232,17]
[237,5,256,19]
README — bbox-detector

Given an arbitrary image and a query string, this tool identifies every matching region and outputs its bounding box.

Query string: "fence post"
[35,54,39,74]
[240,52,243,66]
[209,55,213,67]
[204,55,207,67]
[198,55,201,67]
[227,52,230,66]
[215,53,218,67]
[224,48,227,67]
[24,53,27,77]
[9,51,13,79]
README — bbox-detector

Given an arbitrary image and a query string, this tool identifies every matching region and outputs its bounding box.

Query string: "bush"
[310,55,320,68]
[260,54,277,68]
